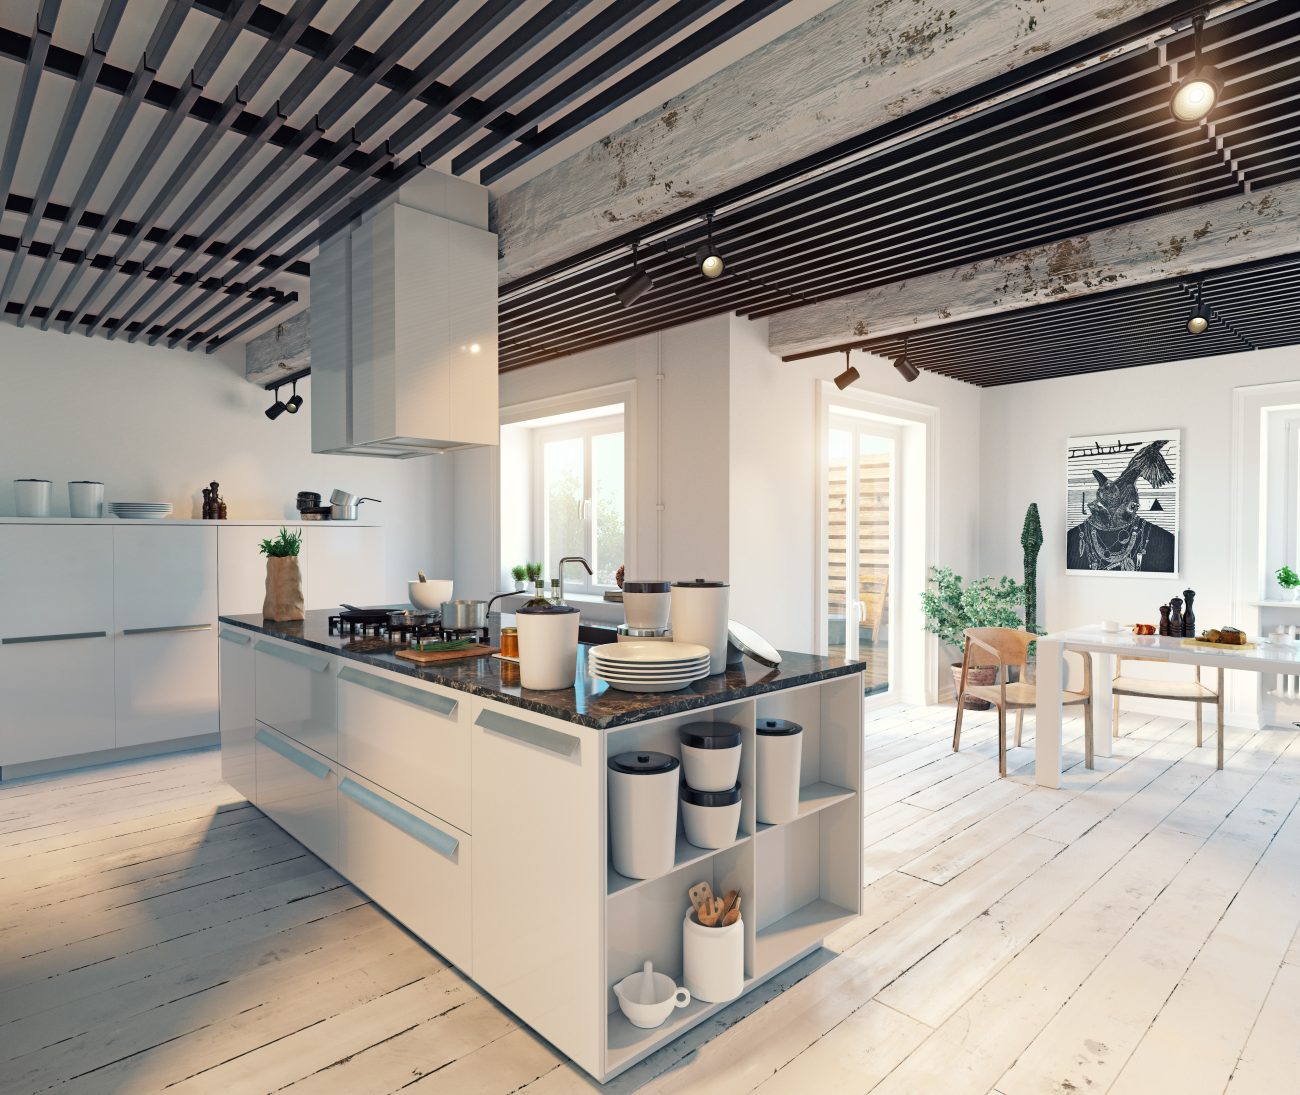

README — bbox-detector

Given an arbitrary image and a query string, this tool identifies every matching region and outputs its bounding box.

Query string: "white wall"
[0,325,450,600]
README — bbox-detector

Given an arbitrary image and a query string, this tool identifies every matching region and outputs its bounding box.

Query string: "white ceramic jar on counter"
[670,579,729,674]
[755,717,803,824]
[515,601,579,690]
[623,580,672,630]
[678,722,742,792]
[608,751,680,880]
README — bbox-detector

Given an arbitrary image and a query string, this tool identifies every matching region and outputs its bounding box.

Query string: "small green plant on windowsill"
[258,527,302,557]
[510,564,528,591]
[525,561,543,582]
[1278,564,1300,600]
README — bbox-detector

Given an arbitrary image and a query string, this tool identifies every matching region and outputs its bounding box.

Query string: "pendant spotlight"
[1186,280,1212,334]
[614,241,654,307]
[894,337,920,383]
[265,384,287,420]
[833,349,860,390]
[1170,13,1222,124]
[694,212,724,278]
[285,379,304,413]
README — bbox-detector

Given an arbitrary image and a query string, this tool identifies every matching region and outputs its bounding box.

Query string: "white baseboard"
[0,734,219,782]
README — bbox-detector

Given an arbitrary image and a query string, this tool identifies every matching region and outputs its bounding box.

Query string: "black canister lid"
[517,601,580,615]
[609,751,680,775]
[623,580,671,593]
[680,782,742,807]
[756,717,802,736]
[679,722,742,750]
[671,578,728,588]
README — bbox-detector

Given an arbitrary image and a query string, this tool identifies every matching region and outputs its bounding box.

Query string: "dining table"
[1033,625,1300,788]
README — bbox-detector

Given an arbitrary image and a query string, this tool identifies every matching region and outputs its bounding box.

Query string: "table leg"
[1035,639,1064,789]
[1093,652,1114,759]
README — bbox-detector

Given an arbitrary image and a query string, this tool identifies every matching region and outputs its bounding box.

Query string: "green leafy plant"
[510,564,528,582]
[1278,565,1300,590]
[258,527,302,558]
[1021,503,1043,634]
[525,561,543,581]
[920,566,1028,650]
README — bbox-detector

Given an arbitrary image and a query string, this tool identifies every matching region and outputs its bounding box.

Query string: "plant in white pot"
[260,527,304,622]
[921,567,1028,709]
[510,564,528,592]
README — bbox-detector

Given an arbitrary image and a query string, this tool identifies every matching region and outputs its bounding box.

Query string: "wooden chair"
[1112,656,1225,769]
[953,627,1095,776]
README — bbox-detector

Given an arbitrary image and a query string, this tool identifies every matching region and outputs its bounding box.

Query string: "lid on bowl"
[727,620,782,668]
[624,580,671,593]
[680,782,741,807]
[679,722,742,750]
[756,717,802,736]
[671,578,728,588]
[517,602,579,615]
[609,751,680,775]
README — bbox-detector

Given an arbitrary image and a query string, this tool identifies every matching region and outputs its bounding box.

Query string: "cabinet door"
[0,636,115,766]
[0,525,113,638]
[302,526,384,609]
[254,638,337,758]
[470,699,603,1076]
[217,525,308,617]
[255,724,338,867]
[115,628,218,747]
[114,525,217,631]
[219,627,256,801]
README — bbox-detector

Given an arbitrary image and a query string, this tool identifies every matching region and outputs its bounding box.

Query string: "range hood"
[311,172,498,458]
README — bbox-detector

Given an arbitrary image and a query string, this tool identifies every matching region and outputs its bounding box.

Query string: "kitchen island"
[218,610,865,1082]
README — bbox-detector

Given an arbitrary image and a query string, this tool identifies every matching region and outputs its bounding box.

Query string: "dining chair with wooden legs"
[1112,656,1225,769]
[952,627,1095,776]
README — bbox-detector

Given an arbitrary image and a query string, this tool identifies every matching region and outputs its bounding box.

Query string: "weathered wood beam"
[244,310,309,386]
[490,0,1186,283]
[766,181,1300,357]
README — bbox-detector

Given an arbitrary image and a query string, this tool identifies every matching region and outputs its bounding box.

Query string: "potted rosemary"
[921,567,1029,709]
[510,564,528,592]
[260,527,304,621]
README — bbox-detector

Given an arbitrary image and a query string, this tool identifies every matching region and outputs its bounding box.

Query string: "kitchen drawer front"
[337,665,469,831]
[254,638,337,759]
[0,525,114,638]
[219,628,256,802]
[0,636,115,766]
[338,768,471,971]
[113,525,217,632]
[115,628,218,747]
[254,724,338,866]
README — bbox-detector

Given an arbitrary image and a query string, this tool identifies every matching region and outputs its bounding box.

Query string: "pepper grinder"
[201,486,212,520]
[1158,604,1172,635]
[1169,596,1183,637]
[1182,588,1196,638]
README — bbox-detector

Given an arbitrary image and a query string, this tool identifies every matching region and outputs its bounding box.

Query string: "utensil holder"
[683,908,744,1003]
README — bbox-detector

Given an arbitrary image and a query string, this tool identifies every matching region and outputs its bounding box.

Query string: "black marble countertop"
[218,610,866,730]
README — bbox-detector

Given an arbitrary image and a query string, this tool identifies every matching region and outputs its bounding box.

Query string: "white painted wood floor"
[2,704,1298,1095]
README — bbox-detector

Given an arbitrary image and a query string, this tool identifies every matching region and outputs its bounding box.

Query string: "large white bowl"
[408,579,453,610]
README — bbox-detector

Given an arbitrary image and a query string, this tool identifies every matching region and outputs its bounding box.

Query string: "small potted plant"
[921,566,1028,709]
[510,564,528,592]
[1278,565,1300,602]
[260,527,304,621]
[526,561,543,585]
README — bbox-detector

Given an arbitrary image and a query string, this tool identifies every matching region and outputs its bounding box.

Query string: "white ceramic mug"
[14,479,51,518]
[68,481,104,518]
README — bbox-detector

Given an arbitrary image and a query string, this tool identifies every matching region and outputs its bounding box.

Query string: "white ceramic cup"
[68,481,104,518]
[1101,619,1121,632]
[683,908,744,1003]
[14,479,51,518]
[614,963,691,1029]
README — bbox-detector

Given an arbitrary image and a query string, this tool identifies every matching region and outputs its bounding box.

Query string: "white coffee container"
[14,479,51,518]
[678,722,742,791]
[755,717,803,824]
[68,480,104,518]
[670,579,730,674]
[683,908,744,1003]
[623,580,671,629]
[680,783,741,849]
[515,602,580,690]
[608,751,680,879]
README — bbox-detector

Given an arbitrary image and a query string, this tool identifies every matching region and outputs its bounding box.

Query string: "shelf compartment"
[605,977,756,1073]
[608,833,751,897]
[753,898,856,974]
[755,780,856,833]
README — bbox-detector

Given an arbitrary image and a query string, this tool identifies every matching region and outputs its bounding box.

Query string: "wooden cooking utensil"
[418,571,427,582]
[718,889,738,925]
[688,881,714,916]
[723,895,742,927]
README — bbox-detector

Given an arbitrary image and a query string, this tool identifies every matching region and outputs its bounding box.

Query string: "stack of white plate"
[110,502,173,520]
[589,641,711,693]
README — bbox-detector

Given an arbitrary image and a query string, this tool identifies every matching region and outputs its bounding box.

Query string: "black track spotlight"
[285,380,304,413]
[1170,14,1222,124]
[1186,281,1212,334]
[894,338,920,383]
[694,212,724,278]
[265,385,287,420]
[833,349,860,390]
[614,242,654,306]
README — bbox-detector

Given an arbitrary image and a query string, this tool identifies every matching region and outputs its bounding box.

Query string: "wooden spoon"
[723,895,742,927]
[718,889,739,926]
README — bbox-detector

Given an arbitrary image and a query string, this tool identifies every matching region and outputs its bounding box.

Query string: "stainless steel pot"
[440,592,514,631]
[329,492,380,520]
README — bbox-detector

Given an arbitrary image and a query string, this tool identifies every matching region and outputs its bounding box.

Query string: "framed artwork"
[1066,429,1180,575]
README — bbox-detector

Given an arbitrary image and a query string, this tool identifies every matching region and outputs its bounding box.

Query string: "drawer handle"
[338,666,458,718]
[219,629,252,646]
[339,778,459,860]
[255,727,331,781]
[124,623,213,636]
[2,631,107,645]
[256,640,331,674]
[475,709,579,758]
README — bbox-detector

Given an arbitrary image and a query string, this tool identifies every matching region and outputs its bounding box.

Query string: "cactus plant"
[1021,503,1043,634]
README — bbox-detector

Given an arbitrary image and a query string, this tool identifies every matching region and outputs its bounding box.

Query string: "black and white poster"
[1066,430,1180,575]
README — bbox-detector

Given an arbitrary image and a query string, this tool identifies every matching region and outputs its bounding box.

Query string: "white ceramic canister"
[623,579,672,629]
[755,717,803,825]
[670,579,730,674]
[678,722,742,791]
[67,480,104,518]
[608,751,680,879]
[14,479,51,518]
[683,907,744,1003]
[680,782,742,849]
[515,601,580,690]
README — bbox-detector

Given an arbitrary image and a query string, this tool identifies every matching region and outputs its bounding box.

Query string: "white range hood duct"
[311,171,498,457]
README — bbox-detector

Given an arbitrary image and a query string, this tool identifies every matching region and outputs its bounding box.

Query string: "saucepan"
[440,592,514,631]
[329,488,381,520]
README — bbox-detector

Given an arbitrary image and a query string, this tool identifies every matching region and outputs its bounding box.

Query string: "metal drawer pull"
[338,666,457,718]
[339,778,459,860]
[255,640,331,673]
[219,629,252,646]
[255,727,331,781]
[2,631,107,645]
[124,623,213,636]
[475,709,579,758]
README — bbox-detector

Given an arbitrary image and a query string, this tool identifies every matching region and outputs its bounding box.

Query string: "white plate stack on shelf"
[109,502,173,520]
[589,641,711,693]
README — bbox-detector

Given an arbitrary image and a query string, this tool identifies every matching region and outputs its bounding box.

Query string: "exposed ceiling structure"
[0,0,799,351]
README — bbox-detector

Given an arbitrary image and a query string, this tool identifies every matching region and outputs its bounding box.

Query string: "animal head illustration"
[1086,440,1173,532]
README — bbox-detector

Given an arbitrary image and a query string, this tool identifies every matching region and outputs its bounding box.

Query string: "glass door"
[826,416,897,696]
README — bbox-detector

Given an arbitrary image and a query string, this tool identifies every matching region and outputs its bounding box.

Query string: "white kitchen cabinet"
[255,723,339,867]
[217,524,307,617]
[0,525,113,637]
[219,627,256,802]
[301,525,384,609]
[0,636,116,766]
[113,525,217,629]
[338,766,471,971]
[254,637,337,759]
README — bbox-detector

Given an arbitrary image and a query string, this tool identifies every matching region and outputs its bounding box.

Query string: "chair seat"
[964,681,1089,708]
[1112,676,1219,701]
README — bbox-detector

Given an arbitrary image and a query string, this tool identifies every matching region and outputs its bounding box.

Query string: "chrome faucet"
[557,556,593,604]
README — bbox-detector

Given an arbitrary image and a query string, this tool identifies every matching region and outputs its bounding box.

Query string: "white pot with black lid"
[678,722,742,792]
[608,751,680,880]
[755,717,803,825]
[623,579,672,630]
[680,781,742,850]
[670,579,730,674]
[515,600,580,690]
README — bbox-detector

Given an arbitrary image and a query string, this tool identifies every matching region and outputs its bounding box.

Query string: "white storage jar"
[669,579,729,674]
[755,717,802,824]
[515,601,579,690]
[608,751,680,879]
[678,722,742,791]
[683,908,744,1003]
[679,782,741,849]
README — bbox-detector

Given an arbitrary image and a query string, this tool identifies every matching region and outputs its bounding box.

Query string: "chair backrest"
[1115,654,1201,682]
[963,627,1033,672]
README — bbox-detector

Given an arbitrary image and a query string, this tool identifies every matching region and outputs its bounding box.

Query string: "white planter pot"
[755,718,803,825]
[683,909,744,1003]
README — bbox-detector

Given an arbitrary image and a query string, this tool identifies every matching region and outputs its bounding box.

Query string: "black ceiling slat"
[0,0,60,204]
[199,289,299,351]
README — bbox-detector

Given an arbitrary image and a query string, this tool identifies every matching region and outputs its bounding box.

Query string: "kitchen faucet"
[557,556,593,603]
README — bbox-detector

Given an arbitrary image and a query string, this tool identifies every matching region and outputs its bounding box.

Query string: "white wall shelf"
[754,897,857,974]
[754,780,856,833]
[608,833,753,898]
[605,975,758,1072]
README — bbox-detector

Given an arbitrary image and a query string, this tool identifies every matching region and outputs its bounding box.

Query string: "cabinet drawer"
[0,635,115,766]
[254,639,337,758]
[115,627,218,747]
[255,724,338,867]
[220,628,256,802]
[338,769,471,972]
[0,526,113,637]
[337,665,468,831]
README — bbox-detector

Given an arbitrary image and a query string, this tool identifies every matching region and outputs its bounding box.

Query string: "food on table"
[1132,623,1157,636]
[1195,626,1247,646]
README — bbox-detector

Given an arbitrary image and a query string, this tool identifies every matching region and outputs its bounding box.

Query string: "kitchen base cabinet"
[219,627,256,802]
[255,724,339,868]
[255,638,337,759]
[0,636,116,767]
[114,627,218,747]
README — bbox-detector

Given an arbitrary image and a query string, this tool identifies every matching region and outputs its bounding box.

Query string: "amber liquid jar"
[500,627,519,659]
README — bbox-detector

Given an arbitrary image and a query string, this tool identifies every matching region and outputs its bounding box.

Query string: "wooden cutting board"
[393,645,500,664]
[1180,637,1257,652]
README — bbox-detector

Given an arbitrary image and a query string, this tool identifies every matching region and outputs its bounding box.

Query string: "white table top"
[1040,624,1300,673]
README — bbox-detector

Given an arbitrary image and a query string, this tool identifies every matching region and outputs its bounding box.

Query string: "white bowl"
[613,963,691,1029]
[408,579,453,611]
